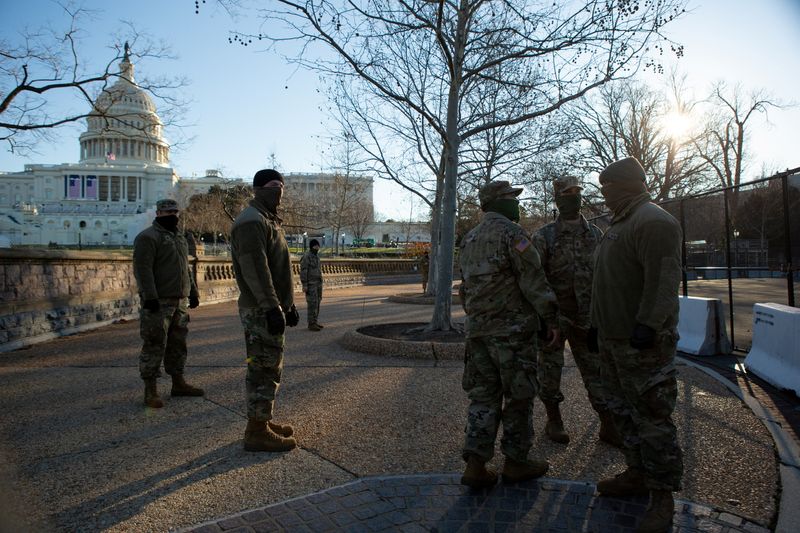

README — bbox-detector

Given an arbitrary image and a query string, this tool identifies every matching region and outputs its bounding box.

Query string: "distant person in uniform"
[458,180,560,489]
[417,250,430,293]
[230,169,300,452]
[300,238,324,331]
[591,157,683,533]
[532,176,621,447]
[133,198,203,409]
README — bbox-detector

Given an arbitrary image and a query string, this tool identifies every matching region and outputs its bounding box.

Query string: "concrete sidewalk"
[0,283,792,532]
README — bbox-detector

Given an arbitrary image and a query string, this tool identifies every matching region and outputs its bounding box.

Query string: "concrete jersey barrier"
[744,303,800,396]
[677,296,731,356]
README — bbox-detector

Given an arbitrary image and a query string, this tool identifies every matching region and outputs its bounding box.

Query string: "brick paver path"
[185,475,768,533]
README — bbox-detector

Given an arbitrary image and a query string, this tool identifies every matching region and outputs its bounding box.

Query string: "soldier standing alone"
[133,199,204,408]
[591,157,683,533]
[532,176,621,446]
[458,180,560,488]
[230,169,300,452]
[300,238,324,331]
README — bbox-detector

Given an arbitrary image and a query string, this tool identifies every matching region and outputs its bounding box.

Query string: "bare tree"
[564,77,710,201]
[206,0,686,330]
[1,2,189,155]
[694,82,782,216]
[348,196,373,242]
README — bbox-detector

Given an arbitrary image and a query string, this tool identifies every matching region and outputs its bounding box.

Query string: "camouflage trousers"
[139,298,189,380]
[462,333,539,462]
[239,307,285,421]
[599,331,683,491]
[538,317,607,413]
[305,282,323,326]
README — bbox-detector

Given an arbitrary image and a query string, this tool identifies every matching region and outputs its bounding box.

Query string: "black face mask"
[254,187,282,213]
[555,193,581,220]
[157,214,179,231]
[311,246,319,255]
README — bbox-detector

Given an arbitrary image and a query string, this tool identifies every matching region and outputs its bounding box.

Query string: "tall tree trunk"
[428,1,467,331]
[426,162,445,297]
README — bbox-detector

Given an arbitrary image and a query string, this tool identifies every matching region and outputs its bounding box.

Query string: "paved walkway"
[186,475,770,533]
[0,282,797,532]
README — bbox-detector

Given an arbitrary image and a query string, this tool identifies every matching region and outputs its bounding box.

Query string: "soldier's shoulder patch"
[513,236,531,253]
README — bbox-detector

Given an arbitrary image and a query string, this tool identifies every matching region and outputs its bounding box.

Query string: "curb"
[678,355,800,532]
[339,327,464,360]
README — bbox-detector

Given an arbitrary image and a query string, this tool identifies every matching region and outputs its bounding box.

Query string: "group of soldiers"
[132,157,680,533]
[458,156,682,533]
[132,168,324,453]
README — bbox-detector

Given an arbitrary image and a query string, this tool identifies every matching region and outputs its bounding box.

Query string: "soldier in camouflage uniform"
[591,157,683,533]
[417,251,430,293]
[300,238,324,331]
[231,169,301,452]
[532,176,621,447]
[458,180,560,489]
[133,199,204,408]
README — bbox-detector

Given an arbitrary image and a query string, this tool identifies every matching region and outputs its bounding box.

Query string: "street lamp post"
[303,232,307,253]
[733,229,740,269]
[341,233,346,255]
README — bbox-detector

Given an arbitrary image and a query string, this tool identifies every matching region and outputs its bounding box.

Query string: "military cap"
[599,157,646,185]
[553,176,583,195]
[479,180,523,209]
[156,198,179,212]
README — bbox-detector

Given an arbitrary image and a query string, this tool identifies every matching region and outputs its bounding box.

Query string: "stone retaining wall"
[0,249,416,352]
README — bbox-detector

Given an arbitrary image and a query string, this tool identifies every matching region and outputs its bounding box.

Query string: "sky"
[1,0,799,220]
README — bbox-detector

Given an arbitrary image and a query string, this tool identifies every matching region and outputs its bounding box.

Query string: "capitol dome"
[78,44,170,166]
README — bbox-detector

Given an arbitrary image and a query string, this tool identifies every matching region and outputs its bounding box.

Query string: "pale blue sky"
[1,0,798,220]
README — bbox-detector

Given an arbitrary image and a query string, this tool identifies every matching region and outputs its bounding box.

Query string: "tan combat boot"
[243,418,297,452]
[597,467,649,496]
[143,379,163,408]
[637,490,674,532]
[460,455,497,489]
[501,457,549,483]
[308,323,322,331]
[543,402,570,444]
[268,420,294,437]
[171,374,205,397]
[597,409,623,448]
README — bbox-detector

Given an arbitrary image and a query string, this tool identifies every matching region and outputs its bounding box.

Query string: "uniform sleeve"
[635,219,682,330]
[300,254,309,288]
[132,233,159,300]
[233,220,281,310]
[531,229,548,272]
[508,231,559,323]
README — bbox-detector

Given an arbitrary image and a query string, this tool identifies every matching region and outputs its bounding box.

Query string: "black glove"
[188,293,200,309]
[285,304,300,327]
[266,306,286,335]
[630,323,656,350]
[143,299,160,312]
[587,327,599,354]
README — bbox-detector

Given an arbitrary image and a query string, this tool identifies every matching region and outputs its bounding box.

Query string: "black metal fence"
[593,167,800,352]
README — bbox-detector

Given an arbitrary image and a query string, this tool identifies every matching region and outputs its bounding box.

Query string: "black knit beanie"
[253,169,284,187]
[309,239,320,248]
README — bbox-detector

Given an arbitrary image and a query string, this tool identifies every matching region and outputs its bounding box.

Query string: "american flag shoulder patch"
[514,237,531,253]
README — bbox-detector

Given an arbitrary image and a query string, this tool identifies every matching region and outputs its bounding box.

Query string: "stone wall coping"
[0,248,132,262]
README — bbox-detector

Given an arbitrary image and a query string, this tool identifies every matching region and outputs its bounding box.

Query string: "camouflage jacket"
[300,251,322,288]
[591,195,682,338]
[133,221,196,301]
[459,212,558,339]
[230,198,294,311]
[532,215,602,329]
